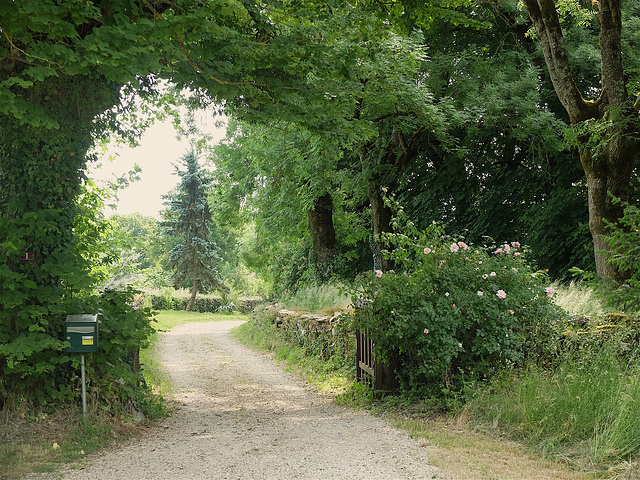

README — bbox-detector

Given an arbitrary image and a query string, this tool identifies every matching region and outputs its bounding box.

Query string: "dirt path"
[30,320,448,479]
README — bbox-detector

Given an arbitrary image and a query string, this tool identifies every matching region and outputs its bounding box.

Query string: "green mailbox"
[65,314,98,353]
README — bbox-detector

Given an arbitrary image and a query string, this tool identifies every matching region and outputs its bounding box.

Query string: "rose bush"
[351,222,564,398]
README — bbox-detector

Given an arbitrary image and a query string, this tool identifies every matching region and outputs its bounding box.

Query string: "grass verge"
[0,405,149,479]
[230,320,353,394]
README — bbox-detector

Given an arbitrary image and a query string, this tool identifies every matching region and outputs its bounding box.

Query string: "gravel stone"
[25,320,449,479]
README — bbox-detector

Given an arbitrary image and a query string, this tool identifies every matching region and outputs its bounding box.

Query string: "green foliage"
[521,185,595,278]
[148,292,222,313]
[601,197,640,311]
[350,219,564,399]
[76,288,157,414]
[105,213,174,290]
[0,126,158,413]
[0,286,157,414]
[471,324,640,467]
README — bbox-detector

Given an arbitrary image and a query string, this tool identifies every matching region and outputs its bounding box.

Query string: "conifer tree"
[162,151,227,311]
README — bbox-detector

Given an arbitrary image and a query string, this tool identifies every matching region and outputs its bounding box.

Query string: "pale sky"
[89,116,227,219]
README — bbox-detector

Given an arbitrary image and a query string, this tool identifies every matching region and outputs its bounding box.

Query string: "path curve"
[29,320,448,479]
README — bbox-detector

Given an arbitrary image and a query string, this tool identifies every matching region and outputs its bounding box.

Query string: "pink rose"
[375,269,383,278]
[494,248,504,254]
[545,287,555,295]
[424,247,432,254]
[450,243,459,253]
[424,328,429,334]
[457,241,468,250]
[496,290,507,299]
[512,241,521,248]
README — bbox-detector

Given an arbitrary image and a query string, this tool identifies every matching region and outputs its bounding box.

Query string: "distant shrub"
[148,291,222,313]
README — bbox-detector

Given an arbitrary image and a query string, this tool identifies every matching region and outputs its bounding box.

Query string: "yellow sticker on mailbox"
[82,336,94,346]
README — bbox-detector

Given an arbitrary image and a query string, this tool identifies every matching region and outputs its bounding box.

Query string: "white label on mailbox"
[82,336,94,346]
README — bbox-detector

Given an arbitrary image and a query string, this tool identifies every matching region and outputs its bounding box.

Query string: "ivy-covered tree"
[162,152,227,311]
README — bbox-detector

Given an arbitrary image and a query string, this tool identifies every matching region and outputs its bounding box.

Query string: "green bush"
[602,197,640,311]
[0,286,158,415]
[77,288,159,415]
[351,221,564,398]
[148,292,222,313]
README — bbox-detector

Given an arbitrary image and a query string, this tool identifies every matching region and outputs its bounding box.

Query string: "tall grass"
[280,283,350,314]
[468,282,640,472]
[551,280,608,317]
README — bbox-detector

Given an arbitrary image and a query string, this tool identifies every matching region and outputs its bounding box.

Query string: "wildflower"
[445,292,450,297]
[496,289,507,299]
[450,243,459,253]
[490,271,496,277]
[509,310,515,314]
[482,274,489,279]
[374,291,378,297]
[424,247,432,255]
[545,287,555,295]
[477,291,483,296]
[375,269,383,278]
[458,342,463,348]
[424,328,429,334]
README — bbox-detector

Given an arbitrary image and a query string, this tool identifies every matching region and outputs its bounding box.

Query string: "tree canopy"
[3,0,640,408]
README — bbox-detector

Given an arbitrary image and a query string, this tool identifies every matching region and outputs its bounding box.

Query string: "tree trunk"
[522,0,640,279]
[581,136,639,281]
[368,185,395,272]
[307,193,337,264]
[359,123,426,272]
[187,278,199,311]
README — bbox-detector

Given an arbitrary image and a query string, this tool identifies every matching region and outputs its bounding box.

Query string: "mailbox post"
[65,314,99,417]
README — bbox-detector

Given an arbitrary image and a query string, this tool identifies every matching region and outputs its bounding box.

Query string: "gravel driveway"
[28,320,448,479]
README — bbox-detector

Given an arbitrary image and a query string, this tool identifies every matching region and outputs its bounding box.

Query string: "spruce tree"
[162,151,227,311]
